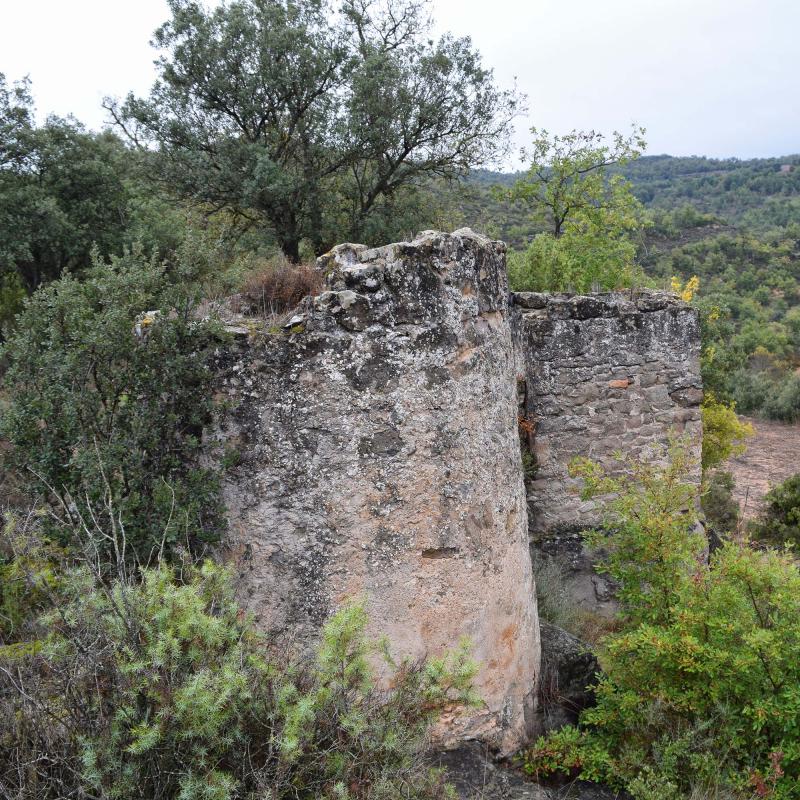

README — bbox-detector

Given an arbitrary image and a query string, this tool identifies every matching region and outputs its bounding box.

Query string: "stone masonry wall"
[215,229,703,753]
[512,291,702,613]
[216,230,539,754]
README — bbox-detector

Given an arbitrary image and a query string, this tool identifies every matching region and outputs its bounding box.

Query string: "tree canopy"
[505,127,648,292]
[0,75,129,295]
[508,126,646,238]
[107,0,520,261]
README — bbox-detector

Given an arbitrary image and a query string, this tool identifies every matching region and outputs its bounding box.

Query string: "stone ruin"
[514,289,702,615]
[215,229,702,755]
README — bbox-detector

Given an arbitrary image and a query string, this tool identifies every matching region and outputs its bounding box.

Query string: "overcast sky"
[2,0,798,165]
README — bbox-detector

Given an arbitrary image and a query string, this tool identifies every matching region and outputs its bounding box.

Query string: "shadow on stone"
[537,621,600,734]
[435,743,629,800]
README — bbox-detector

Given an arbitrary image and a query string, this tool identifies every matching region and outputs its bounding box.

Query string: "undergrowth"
[524,441,800,800]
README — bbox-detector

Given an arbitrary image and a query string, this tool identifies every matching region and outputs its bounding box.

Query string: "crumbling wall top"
[513,289,690,318]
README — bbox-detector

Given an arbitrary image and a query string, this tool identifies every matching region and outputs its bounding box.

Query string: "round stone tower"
[218,229,539,753]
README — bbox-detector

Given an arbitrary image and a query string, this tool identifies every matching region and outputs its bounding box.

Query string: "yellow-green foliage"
[701,393,754,472]
[508,224,645,293]
[526,444,800,799]
[0,512,63,645]
[670,274,700,302]
[1,552,476,800]
[505,126,648,293]
[569,441,705,626]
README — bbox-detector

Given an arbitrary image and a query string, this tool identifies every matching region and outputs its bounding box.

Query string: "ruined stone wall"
[215,230,703,753]
[512,291,702,613]
[216,230,538,754]
[513,290,702,534]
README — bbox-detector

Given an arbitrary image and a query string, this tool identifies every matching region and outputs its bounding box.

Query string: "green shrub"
[0,553,477,800]
[752,473,800,547]
[700,393,753,473]
[569,440,705,626]
[527,444,800,799]
[701,469,740,536]
[508,227,644,293]
[0,245,224,565]
[0,270,26,335]
[733,369,800,423]
[0,511,64,644]
[763,374,800,423]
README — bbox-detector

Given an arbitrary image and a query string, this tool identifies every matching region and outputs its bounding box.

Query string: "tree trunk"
[276,208,302,263]
[281,237,301,263]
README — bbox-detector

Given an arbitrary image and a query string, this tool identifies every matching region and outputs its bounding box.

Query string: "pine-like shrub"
[0,546,477,800]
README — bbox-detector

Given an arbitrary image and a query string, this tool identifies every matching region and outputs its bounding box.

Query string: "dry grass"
[533,557,621,645]
[230,256,324,320]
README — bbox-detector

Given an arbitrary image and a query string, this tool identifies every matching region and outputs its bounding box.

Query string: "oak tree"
[106,0,520,260]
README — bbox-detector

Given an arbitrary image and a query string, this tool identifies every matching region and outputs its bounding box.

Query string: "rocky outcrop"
[436,743,628,799]
[217,229,539,754]
[537,622,599,734]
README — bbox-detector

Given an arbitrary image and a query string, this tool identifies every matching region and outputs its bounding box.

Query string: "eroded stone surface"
[216,229,539,754]
[214,231,704,755]
[512,291,702,615]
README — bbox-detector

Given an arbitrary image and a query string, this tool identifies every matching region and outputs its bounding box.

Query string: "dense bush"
[508,225,645,293]
[0,245,224,566]
[701,469,740,536]
[0,533,477,800]
[731,365,800,423]
[752,473,800,547]
[700,393,753,472]
[762,374,800,423]
[569,441,705,626]
[525,444,800,799]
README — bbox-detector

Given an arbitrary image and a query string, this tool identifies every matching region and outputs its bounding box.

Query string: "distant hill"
[445,154,800,250]
[616,154,800,230]
[439,154,800,423]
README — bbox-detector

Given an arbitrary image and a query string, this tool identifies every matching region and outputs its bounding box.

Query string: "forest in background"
[447,155,800,422]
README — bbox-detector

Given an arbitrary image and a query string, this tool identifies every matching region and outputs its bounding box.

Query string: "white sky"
[2,0,799,165]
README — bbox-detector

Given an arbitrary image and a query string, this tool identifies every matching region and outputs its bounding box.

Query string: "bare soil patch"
[728,416,800,520]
